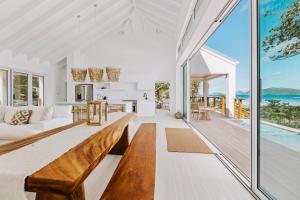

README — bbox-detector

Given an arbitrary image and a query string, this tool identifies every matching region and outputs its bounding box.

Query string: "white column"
[203,80,209,107]
[225,73,236,117]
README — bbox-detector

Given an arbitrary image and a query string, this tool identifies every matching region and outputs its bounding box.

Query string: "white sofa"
[0,105,73,145]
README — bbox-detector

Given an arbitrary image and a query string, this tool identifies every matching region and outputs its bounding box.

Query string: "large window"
[13,72,28,106]
[32,75,44,106]
[0,69,8,105]
[258,0,300,199]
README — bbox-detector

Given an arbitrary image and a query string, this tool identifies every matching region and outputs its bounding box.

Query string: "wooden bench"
[100,123,156,200]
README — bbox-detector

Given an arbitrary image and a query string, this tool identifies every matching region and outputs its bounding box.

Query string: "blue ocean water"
[236,94,300,106]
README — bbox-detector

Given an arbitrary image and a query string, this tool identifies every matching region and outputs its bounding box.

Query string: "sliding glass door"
[258,0,300,199]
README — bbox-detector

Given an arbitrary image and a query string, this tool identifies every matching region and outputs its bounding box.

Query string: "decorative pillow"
[9,110,33,125]
[28,106,46,123]
[41,107,54,120]
[4,106,27,123]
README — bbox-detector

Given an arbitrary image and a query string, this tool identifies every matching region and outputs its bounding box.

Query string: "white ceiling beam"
[0,0,7,5]
[136,7,176,31]
[37,4,133,60]
[136,3,177,27]
[139,0,178,19]
[29,0,129,58]
[147,0,180,12]
[45,10,133,62]
[136,1,177,25]
[2,0,76,49]
[143,17,175,37]
[165,0,182,7]
[9,0,98,54]
[22,0,123,57]
[0,0,47,30]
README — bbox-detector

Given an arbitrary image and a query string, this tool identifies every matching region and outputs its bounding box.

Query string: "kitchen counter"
[56,101,133,113]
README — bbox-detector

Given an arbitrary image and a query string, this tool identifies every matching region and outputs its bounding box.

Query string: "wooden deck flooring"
[191,111,300,199]
[191,111,251,178]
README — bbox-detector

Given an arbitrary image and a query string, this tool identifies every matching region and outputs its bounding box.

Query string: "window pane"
[32,75,44,106]
[0,69,8,105]
[13,72,28,106]
[258,0,300,199]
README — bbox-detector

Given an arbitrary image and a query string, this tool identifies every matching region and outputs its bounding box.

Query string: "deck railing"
[190,96,250,119]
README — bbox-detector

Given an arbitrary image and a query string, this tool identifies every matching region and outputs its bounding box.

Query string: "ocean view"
[236,94,300,107]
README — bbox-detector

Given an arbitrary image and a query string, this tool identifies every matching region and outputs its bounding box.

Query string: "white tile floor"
[86,110,255,200]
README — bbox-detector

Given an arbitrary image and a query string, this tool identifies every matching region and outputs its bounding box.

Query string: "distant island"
[236,87,300,95]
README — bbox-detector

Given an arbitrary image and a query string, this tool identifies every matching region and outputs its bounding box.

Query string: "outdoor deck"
[191,110,300,199]
[191,111,251,178]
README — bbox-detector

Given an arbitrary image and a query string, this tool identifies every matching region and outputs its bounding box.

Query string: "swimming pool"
[260,123,300,152]
[225,119,300,152]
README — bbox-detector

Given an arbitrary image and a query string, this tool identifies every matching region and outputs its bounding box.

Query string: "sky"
[203,0,300,95]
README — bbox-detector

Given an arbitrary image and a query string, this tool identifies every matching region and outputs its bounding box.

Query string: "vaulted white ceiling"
[0,0,184,63]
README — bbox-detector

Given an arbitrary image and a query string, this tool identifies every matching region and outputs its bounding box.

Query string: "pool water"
[226,119,300,152]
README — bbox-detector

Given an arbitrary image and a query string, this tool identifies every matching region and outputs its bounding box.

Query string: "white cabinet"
[137,100,155,116]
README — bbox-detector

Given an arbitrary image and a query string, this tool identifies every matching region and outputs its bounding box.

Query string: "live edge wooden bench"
[24,113,136,200]
[101,123,156,200]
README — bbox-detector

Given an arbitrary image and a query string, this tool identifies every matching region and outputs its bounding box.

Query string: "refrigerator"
[75,84,93,102]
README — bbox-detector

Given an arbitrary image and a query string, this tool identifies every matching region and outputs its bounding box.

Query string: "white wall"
[0,50,56,106]
[75,33,177,113]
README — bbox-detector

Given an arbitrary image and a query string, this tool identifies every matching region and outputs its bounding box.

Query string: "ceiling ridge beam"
[2,0,76,49]
[10,0,98,54]
[36,4,133,59]
[0,0,46,30]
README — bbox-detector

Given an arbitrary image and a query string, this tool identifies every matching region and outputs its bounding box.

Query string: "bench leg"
[35,184,85,200]
[109,125,129,155]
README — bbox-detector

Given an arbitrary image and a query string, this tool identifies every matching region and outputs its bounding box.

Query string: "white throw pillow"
[41,106,54,120]
[28,106,46,124]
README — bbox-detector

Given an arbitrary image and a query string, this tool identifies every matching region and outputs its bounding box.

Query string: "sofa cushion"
[0,123,40,140]
[28,106,48,123]
[0,106,6,122]
[53,105,72,119]
[9,110,32,125]
[41,106,54,120]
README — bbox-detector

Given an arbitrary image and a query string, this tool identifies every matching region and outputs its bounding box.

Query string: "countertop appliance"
[75,84,93,102]
[123,99,137,112]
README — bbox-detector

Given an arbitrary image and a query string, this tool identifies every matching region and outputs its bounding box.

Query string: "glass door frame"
[182,60,191,123]
[251,0,270,199]
[0,67,11,106]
